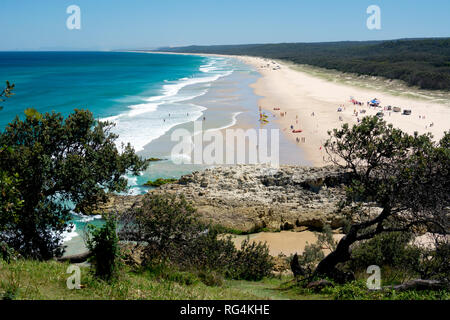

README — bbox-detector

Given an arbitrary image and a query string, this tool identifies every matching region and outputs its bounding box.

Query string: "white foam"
[205,112,242,132]
[62,223,78,242]
[101,57,234,152]
[127,102,160,117]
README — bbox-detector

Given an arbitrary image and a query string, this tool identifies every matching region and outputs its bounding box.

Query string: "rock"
[96,165,357,233]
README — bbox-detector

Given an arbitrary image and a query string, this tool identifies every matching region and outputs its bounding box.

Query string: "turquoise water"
[0,51,237,250]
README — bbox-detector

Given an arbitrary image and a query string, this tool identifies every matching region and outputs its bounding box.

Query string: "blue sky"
[1,0,449,50]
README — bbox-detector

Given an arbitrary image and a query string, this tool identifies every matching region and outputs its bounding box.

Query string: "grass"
[1,259,448,300]
[0,260,265,300]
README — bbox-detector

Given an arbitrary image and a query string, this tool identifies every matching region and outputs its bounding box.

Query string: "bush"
[119,194,274,281]
[232,239,274,281]
[143,178,177,187]
[197,270,224,287]
[349,232,420,272]
[119,194,202,263]
[86,216,119,280]
[0,242,17,264]
[411,237,450,281]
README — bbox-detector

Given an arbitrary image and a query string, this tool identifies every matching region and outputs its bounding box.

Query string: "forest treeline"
[156,38,450,90]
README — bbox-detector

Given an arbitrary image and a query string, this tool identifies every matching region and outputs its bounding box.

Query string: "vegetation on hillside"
[157,38,450,90]
[118,194,274,281]
[143,178,178,187]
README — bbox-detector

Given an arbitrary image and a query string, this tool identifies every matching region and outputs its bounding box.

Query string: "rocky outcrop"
[98,165,352,233]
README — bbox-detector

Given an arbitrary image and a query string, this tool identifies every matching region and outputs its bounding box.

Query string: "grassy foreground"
[1,260,448,300]
[0,260,299,300]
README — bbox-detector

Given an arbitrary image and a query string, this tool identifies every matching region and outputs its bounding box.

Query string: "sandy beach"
[153,51,450,166]
[229,231,344,257]
[234,55,450,166]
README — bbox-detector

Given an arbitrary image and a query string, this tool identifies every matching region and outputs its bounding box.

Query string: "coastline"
[152,51,450,167]
[238,55,450,166]
[137,52,310,167]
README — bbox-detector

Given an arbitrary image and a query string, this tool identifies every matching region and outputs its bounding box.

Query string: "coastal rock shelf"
[98,165,353,233]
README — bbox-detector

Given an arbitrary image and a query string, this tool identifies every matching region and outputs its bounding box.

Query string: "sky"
[1,0,449,51]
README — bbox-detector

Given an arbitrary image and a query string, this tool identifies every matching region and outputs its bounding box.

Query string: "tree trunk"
[384,279,450,292]
[314,229,357,282]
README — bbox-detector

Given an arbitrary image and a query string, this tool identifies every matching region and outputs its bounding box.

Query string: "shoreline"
[150,51,450,167]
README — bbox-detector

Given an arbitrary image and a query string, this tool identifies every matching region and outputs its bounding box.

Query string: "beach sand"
[229,231,344,257]
[233,55,450,166]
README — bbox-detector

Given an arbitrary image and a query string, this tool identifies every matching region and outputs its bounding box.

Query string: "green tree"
[315,116,449,281]
[0,81,15,111]
[0,82,23,261]
[0,109,148,259]
[86,216,119,280]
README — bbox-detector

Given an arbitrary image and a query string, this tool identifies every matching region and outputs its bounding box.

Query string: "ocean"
[0,51,247,252]
[0,51,307,254]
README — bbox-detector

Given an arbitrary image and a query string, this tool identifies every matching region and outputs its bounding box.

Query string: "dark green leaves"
[0,81,15,111]
[0,109,148,259]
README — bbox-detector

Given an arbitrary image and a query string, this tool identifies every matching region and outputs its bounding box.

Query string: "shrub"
[143,178,177,187]
[232,239,274,281]
[119,194,202,263]
[0,242,17,264]
[197,270,224,287]
[349,232,420,272]
[86,216,119,280]
[119,194,274,281]
[330,281,369,300]
[411,236,450,281]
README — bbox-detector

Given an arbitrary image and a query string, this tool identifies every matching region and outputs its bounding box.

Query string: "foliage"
[0,168,23,233]
[349,232,419,272]
[324,280,450,300]
[119,194,202,262]
[86,216,119,280]
[119,194,274,281]
[0,81,15,111]
[232,239,274,281]
[0,109,148,259]
[160,38,450,90]
[143,177,178,187]
[313,116,449,280]
[411,236,450,281]
[292,225,337,279]
[0,82,23,253]
[0,242,18,264]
